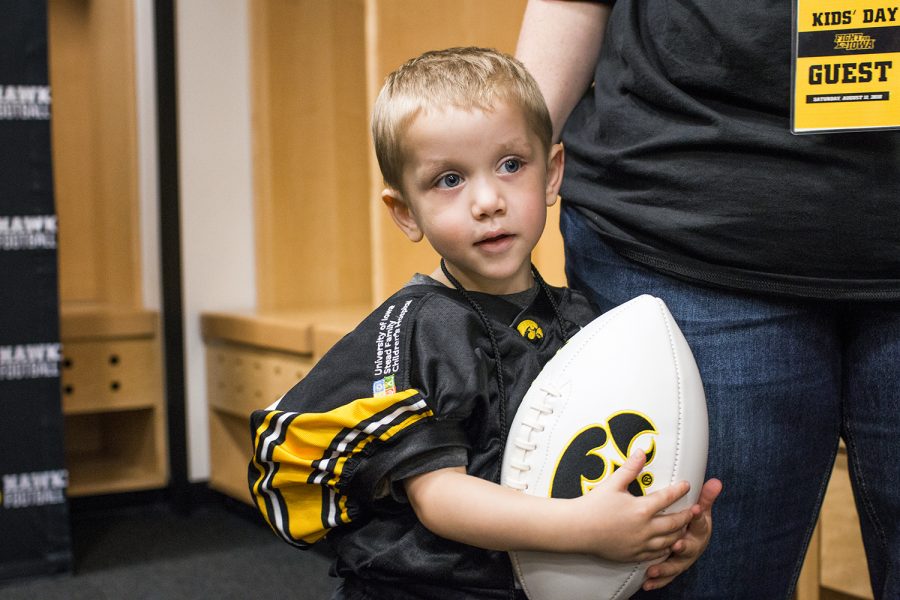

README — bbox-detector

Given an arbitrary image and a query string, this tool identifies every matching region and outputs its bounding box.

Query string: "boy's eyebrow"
[495,137,533,152]
[415,158,456,175]
[494,137,539,159]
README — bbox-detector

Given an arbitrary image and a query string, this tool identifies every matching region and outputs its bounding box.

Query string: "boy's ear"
[382,188,423,242]
[544,143,565,207]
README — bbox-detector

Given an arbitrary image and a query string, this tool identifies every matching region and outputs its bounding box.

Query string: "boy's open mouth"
[476,233,513,246]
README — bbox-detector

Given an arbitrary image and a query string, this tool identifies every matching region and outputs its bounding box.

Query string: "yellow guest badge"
[793,0,900,132]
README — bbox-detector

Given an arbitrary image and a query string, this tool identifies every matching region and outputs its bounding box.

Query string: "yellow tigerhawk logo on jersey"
[550,411,657,499]
[516,319,543,341]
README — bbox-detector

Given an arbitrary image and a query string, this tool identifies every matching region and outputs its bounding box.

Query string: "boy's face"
[383,102,563,295]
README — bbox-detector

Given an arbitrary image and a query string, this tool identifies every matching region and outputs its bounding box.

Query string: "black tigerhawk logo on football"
[550,411,657,499]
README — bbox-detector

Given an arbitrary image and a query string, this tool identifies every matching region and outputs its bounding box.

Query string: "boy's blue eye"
[437,173,461,188]
[501,159,521,173]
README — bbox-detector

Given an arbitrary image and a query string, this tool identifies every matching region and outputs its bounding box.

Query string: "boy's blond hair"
[372,47,553,192]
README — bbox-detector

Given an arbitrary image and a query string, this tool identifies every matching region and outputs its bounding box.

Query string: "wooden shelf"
[57,309,167,496]
[203,308,368,504]
[60,306,162,416]
[64,408,166,497]
[67,456,167,497]
[206,340,315,418]
[208,410,255,504]
[49,0,141,309]
[49,2,168,497]
[201,305,368,358]
[60,304,157,341]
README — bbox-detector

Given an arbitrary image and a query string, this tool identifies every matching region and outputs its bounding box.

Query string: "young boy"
[248,47,720,600]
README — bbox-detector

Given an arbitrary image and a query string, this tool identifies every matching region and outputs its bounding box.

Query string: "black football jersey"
[249,282,595,598]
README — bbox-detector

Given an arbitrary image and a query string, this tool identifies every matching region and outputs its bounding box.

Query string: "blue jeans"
[561,206,900,599]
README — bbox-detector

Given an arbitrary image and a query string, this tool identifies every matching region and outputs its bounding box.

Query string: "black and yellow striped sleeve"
[249,388,433,547]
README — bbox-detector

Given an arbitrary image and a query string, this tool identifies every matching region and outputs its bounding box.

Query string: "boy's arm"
[515,0,611,142]
[405,451,696,563]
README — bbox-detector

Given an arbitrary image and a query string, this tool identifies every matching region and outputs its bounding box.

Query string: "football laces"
[505,384,560,491]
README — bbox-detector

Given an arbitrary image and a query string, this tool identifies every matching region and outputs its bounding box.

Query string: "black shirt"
[561,0,900,299]
[249,281,595,598]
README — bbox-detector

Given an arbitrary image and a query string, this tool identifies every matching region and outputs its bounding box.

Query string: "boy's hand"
[570,451,696,563]
[641,476,723,591]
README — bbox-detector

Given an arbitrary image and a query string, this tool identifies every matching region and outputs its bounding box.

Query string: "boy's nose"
[471,179,506,218]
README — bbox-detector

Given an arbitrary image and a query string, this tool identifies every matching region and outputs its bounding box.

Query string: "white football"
[501,294,708,600]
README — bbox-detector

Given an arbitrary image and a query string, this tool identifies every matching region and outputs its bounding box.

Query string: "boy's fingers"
[636,548,672,563]
[645,557,683,581]
[650,540,697,574]
[643,576,676,592]
[650,526,691,551]
[645,479,691,513]
[609,450,647,489]
[653,508,694,535]
[645,509,692,542]
[644,546,695,585]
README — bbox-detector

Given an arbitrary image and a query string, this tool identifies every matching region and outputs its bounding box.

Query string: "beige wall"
[175,0,256,481]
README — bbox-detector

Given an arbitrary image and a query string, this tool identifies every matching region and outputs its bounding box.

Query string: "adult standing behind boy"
[517,2,900,599]
[249,47,721,599]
